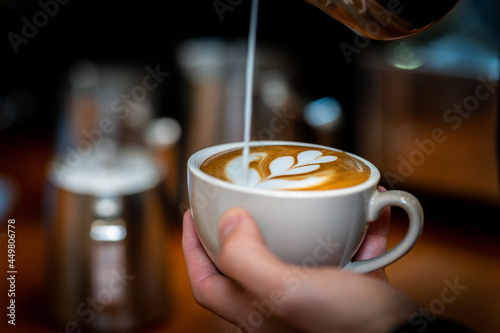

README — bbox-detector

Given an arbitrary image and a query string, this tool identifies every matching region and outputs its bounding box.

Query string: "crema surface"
[201,145,371,191]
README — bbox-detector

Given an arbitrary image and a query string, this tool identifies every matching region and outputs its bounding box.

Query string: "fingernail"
[219,210,243,243]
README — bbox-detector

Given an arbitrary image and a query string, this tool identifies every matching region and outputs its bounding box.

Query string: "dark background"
[0,0,360,140]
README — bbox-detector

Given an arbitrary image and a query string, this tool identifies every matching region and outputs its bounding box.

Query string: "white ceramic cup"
[187,141,423,273]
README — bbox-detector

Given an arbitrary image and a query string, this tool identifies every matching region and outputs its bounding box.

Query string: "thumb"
[218,208,289,299]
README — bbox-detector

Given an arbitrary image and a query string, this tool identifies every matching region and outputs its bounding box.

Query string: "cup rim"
[187,140,381,197]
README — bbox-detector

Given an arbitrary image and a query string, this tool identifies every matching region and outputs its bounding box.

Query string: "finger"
[353,206,390,261]
[218,208,291,301]
[354,186,390,261]
[352,186,390,280]
[182,209,249,318]
[182,209,220,284]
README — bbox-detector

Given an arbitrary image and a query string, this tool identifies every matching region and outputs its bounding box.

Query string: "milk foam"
[226,150,338,190]
[200,145,371,191]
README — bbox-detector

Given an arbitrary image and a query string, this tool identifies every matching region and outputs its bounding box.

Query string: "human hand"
[182,190,419,333]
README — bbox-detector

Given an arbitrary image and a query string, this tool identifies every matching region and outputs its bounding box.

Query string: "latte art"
[201,145,371,191]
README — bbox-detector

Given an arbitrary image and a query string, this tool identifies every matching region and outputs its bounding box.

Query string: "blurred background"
[0,0,499,332]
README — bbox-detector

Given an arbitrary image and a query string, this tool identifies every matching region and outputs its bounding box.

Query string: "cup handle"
[342,190,424,274]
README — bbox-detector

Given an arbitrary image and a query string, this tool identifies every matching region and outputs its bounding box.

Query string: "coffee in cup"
[201,144,371,191]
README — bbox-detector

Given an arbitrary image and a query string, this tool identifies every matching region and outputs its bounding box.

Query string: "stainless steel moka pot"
[44,143,168,332]
[44,61,169,331]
